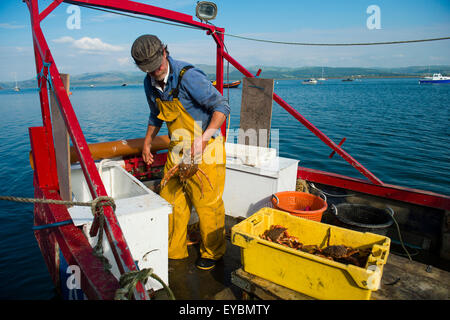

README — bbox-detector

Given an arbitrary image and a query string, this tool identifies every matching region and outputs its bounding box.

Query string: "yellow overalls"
[156,67,226,260]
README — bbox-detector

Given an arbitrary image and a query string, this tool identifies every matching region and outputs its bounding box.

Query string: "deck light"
[195,1,217,22]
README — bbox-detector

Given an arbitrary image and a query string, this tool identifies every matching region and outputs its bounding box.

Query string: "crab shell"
[178,162,199,181]
[262,226,287,242]
[322,245,358,259]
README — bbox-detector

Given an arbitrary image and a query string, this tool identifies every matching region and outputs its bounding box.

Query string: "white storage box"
[223,143,299,218]
[68,162,172,292]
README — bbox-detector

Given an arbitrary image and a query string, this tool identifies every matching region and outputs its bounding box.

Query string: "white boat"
[317,67,326,81]
[13,74,20,92]
[302,78,318,84]
[419,73,450,84]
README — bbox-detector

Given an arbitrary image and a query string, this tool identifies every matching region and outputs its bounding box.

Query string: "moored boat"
[419,73,450,84]
[21,0,450,301]
[212,80,241,88]
[302,78,318,84]
[317,67,326,81]
[13,73,20,91]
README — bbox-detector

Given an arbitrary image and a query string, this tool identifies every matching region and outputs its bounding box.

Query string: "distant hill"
[1,65,449,89]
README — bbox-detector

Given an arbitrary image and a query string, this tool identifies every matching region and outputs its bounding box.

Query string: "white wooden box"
[223,143,299,218]
[68,163,171,292]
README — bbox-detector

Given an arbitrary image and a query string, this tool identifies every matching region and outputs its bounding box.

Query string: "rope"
[0,195,115,271]
[75,3,202,31]
[309,182,356,197]
[0,195,115,212]
[73,3,450,47]
[114,268,175,300]
[388,210,413,261]
[1,194,173,299]
[218,32,450,46]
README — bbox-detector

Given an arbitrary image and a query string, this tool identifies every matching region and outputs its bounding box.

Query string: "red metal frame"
[26,0,227,300]
[298,167,450,211]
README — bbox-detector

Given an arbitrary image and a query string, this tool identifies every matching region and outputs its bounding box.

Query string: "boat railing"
[25,0,153,300]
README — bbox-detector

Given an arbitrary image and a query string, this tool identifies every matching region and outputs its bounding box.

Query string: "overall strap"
[170,65,194,99]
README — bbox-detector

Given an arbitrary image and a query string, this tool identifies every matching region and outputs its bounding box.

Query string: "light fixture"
[195,1,217,22]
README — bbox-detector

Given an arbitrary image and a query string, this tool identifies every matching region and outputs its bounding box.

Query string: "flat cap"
[131,34,163,73]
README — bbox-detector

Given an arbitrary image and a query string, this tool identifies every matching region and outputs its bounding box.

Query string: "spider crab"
[298,233,370,267]
[259,224,370,267]
[260,225,303,250]
[160,151,213,198]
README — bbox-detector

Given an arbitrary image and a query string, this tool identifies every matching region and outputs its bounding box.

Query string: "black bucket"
[331,203,394,236]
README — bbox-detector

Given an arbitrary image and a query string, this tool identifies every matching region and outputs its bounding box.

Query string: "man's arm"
[143,124,161,165]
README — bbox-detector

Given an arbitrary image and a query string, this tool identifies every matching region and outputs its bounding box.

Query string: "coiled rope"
[0,195,175,300]
[115,268,175,300]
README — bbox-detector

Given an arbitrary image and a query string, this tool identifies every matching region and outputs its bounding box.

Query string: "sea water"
[0,78,448,299]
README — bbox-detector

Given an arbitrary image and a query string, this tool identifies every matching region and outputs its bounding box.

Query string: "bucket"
[271,191,327,222]
[331,203,394,236]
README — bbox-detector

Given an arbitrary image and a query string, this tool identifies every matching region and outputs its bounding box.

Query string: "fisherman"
[131,34,230,270]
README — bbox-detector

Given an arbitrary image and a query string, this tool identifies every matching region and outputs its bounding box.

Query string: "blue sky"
[0,0,449,81]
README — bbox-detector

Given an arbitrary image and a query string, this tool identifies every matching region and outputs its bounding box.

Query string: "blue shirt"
[144,56,230,136]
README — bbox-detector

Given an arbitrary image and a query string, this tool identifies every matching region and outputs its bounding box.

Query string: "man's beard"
[154,73,165,81]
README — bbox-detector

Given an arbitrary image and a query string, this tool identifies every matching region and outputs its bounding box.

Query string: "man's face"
[149,50,168,81]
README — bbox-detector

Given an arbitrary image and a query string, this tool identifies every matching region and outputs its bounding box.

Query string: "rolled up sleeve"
[144,77,163,128]
[182,68,230,117]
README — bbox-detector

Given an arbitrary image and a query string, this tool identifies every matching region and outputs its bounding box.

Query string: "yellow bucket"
[231,207,390,300]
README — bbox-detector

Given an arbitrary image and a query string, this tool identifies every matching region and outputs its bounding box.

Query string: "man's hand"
[191,136,209,160]
[142,125,160,166]
[190,111,226,160]
[142,143,154,165]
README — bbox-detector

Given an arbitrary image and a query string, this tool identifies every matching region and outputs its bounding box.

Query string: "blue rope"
[32,219,73,231]
[37,61,52,91]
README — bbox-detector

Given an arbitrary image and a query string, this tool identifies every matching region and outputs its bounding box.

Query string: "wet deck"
[155,238,242,300]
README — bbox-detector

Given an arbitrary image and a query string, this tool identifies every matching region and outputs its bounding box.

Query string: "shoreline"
[0,76,430,90]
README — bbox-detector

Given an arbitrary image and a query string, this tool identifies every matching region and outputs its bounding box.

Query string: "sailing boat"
[13,73,20,92]
[317,67,326,81]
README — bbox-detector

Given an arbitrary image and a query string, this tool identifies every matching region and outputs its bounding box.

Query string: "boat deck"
[154,238,242,300]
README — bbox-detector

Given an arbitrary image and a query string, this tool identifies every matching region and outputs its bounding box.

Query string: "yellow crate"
[231,207,390,300]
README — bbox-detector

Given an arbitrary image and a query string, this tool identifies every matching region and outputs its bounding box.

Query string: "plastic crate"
[231,207,390,300]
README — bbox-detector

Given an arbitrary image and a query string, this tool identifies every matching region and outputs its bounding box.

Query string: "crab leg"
[197,168,213,189]
[195,171,204,199]
[160,164,180,189]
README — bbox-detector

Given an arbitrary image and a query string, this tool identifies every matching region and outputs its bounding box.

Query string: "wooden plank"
[239,78,274,147]
[231,268,313,300]
[50,73,71,203]
[231,253,450,300]
[373,254,450,300]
